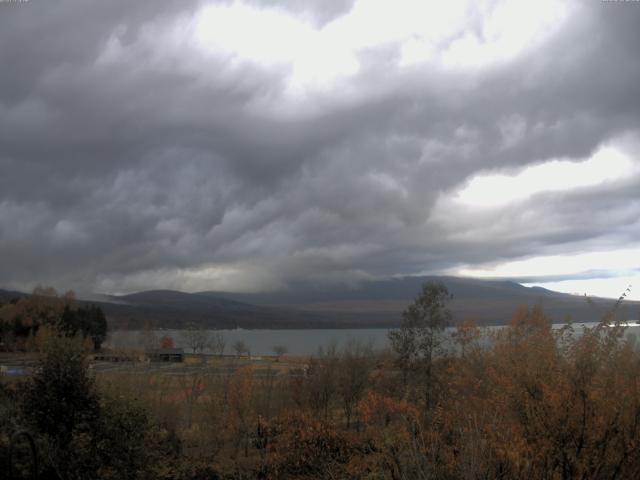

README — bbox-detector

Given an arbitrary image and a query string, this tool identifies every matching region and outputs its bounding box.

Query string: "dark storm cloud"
[1,0,639,293]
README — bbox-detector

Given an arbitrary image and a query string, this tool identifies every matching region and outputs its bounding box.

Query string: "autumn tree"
[227,365,255,458]
[306,343,339,421]
[210,331,226,357]
[160,335,175,349]
[136,320,153,345]
[0,287,74,349]
[178,371,206,428]
[0,288,107,351]
[261,412,366,479]
[272,344,288,360]
[181,323,211,355]
[388,281,452,410]
[233,339,249,357]
[255,365,280,421]
[337,340,373,429]
[451,318,481,358]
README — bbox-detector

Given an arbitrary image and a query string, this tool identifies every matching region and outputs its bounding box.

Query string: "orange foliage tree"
[227,365,255,458]
[160,335,175,349]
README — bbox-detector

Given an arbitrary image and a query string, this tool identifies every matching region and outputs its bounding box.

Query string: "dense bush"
[12,336,181,480]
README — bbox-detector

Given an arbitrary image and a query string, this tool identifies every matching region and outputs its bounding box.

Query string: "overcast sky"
[1,0,639,299]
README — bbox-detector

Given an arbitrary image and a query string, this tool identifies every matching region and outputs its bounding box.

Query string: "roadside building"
[147,347,184,362]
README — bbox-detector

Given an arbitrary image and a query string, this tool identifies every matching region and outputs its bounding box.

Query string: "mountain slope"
[200,276,562,304]
[201,276,638,326]
[3,276,637,328]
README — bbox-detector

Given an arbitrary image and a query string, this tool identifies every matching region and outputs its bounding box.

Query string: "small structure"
[147,347,184,363]
[93,352,134,363]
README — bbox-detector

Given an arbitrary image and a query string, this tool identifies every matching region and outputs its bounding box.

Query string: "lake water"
[106,322,640,356]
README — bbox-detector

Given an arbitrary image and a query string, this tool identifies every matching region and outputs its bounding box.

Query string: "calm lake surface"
[106,322,640,356]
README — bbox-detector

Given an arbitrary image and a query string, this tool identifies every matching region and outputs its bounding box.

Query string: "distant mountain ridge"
[0,288,27,304]
[2,276,637,329]
[200,276,638,326]
[199,276,567,304]
[112,289,253,310]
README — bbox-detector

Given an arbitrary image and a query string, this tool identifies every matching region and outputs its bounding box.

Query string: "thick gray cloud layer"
[1,0,639,294]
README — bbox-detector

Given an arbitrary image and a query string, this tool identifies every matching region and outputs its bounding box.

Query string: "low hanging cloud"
[0,0,639,296]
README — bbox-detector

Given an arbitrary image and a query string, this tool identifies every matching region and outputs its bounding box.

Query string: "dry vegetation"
[2,284,640,479]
